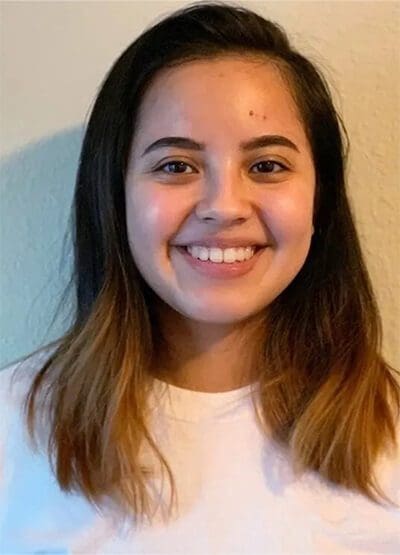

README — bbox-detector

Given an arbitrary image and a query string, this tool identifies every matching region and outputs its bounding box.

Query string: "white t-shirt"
[1,351,399,554]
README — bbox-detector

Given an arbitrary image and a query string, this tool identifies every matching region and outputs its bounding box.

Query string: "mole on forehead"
[249,110,267,119]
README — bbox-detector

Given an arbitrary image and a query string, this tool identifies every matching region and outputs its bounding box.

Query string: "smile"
[186,245,258,263]
[174,245,268,279]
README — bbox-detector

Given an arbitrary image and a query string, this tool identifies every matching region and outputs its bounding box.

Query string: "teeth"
[186,246,256,263]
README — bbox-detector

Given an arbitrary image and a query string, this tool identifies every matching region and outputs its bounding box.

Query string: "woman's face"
[125,56,315,325]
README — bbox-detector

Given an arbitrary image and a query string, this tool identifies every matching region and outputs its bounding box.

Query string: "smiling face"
[125,55,316,328]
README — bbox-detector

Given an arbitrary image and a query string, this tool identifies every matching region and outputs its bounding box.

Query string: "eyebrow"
[141,134,300,157]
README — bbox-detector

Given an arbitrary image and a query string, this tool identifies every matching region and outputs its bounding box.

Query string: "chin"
[174,299,268,325]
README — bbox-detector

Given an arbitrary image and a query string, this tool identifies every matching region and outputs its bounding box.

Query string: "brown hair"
[12,0,400,525]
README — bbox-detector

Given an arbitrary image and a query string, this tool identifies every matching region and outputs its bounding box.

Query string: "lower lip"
[175,246,268,279]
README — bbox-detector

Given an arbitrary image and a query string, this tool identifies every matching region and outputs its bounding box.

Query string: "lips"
[174,245,268,279]
[173,238,268,249]
[176,244,265,252]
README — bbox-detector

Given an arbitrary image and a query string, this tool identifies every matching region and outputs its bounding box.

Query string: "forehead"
[134,56,307,150]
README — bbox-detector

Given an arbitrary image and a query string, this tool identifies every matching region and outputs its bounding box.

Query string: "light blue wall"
[0,127,83,368]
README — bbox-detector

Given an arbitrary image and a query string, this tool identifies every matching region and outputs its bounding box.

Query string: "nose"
[194,171,253,223]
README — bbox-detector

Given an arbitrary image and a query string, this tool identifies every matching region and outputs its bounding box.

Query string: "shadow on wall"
[0,126,84,369]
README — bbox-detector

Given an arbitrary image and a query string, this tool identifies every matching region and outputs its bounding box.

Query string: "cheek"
[260,189,314,241]
[126,187,180,251]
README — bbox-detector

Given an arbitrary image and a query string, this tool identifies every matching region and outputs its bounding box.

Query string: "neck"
[152,306,267,393]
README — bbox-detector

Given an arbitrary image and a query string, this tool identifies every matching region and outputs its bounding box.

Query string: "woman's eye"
[155,160,194,174]
[251,160,287,174]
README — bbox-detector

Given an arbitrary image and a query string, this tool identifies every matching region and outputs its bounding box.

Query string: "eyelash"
[153,159,288,176]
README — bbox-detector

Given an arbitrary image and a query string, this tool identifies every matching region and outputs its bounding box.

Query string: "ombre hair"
[11,0,400,525]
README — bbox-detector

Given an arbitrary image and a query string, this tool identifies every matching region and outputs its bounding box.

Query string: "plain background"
[0,0,399,369]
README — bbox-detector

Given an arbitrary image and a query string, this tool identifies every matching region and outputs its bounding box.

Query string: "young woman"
[1,1,399,553]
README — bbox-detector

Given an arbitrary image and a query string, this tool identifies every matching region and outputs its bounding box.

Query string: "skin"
[125,55,316,392]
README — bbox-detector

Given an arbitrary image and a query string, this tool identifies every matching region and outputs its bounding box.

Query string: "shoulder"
[0,347,54,405]
[0,346,58,443]
[0,347,58,489]
[373,411,400,507]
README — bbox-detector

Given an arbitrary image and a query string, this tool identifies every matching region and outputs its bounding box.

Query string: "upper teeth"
[186,245,256,263]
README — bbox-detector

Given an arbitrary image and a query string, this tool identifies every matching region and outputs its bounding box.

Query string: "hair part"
[13,0,400,525]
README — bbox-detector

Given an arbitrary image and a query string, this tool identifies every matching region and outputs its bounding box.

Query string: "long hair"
[13,0,400,525]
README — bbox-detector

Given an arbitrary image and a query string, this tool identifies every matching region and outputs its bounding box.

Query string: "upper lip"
[173,238,269,249]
